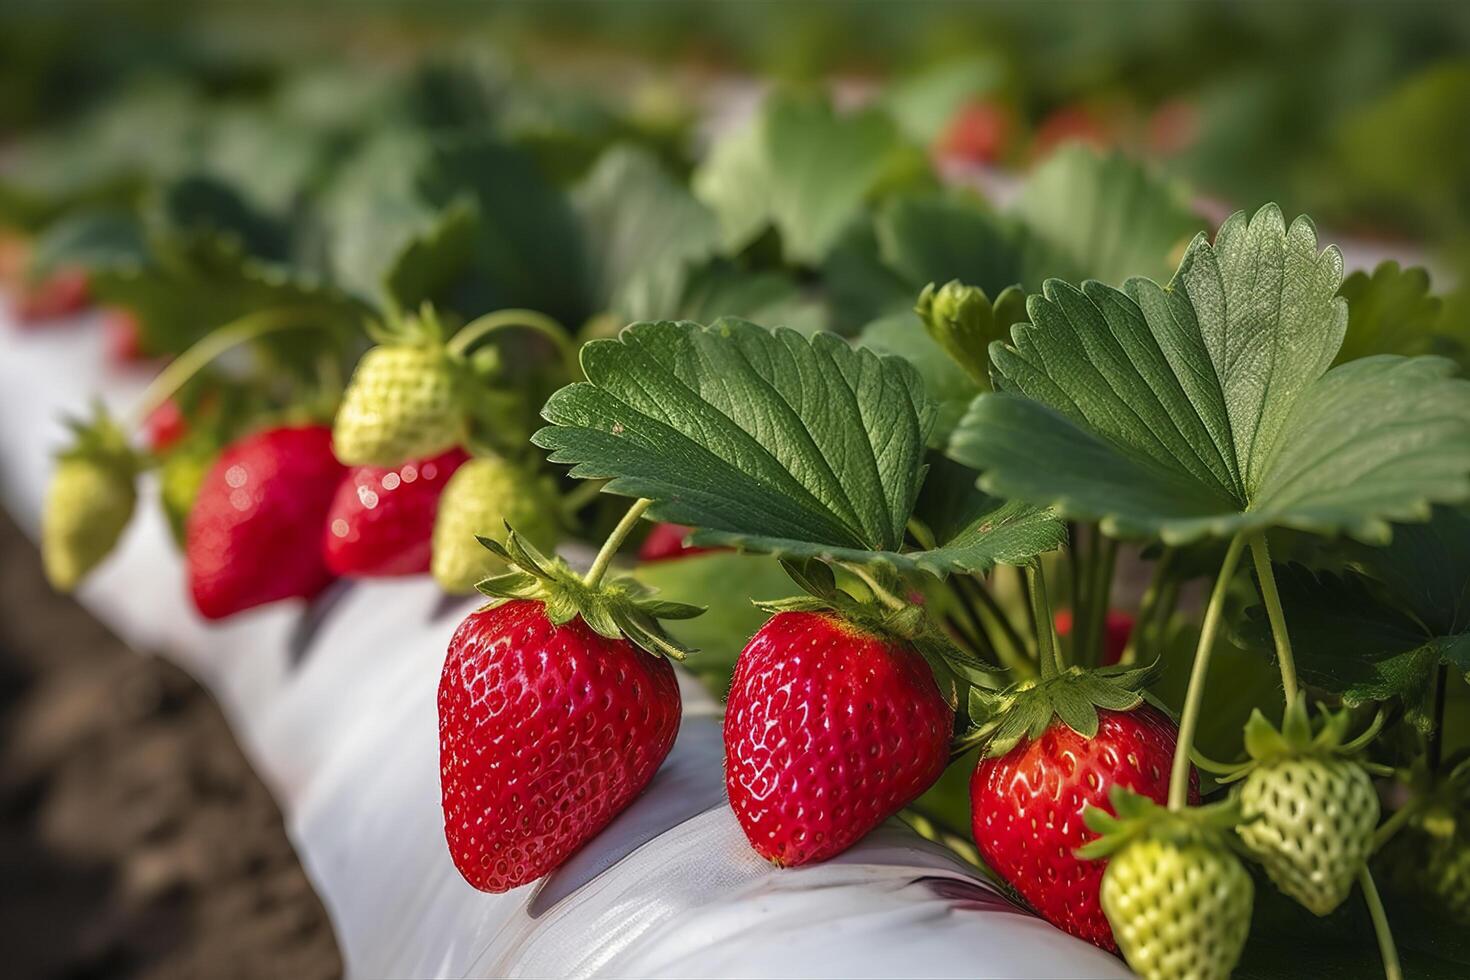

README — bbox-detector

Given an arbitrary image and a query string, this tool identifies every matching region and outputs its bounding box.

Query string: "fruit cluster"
[14,77,1470,980]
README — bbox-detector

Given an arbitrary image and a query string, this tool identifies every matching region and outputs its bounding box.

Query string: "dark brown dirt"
[0,509,342,980]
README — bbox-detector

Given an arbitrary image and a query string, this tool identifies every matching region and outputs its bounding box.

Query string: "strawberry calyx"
[754,558,1005,706]
[961,658,1161,758]
[474,524,703,661]
[1077,785,1245,860]
[57,400,144,477]
[1198,693,1384,784]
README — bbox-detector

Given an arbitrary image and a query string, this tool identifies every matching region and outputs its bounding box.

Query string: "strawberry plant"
[13,45,1470,977]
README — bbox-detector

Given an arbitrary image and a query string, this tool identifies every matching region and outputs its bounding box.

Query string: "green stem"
[960,576,1035,678]
[130,307,324,429]
[1027,562,1063,679]
[1429,664,1449,772]
[843,562,909,613]
[1083,534,1119,667]
[1248,532,1300,702]
[1169,533,1248,810]
[1371,802,1417,854]
[584,498,652,588]
[446,308,578,375]
[1148,577,1182,657]
[1120,546,1175,665]
[1359,867,1403,980]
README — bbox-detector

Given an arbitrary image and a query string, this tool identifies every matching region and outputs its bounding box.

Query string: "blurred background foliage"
[3,1,1468,270]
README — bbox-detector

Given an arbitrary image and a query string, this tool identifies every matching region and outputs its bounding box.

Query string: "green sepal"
[754,558,1005,707]
[56,400,143,474]
[474,525,703,661]
[1077,785,1246,861]
[963,658,1162,758]
[364,301,450,348]
[1211,693,1384,784]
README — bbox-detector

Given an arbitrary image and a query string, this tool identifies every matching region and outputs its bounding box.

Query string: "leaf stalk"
[1169,533,1247,810]
[1248,532,1299,701]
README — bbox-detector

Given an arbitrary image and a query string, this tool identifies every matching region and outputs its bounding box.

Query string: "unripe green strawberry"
[1237,754,1378,915]
[333,344,465,467]
[1226,697,1380,916]
[1080,789,1252,980]
[431,456,561,594]
[1102,834,1253,980]
[42,407,139,591]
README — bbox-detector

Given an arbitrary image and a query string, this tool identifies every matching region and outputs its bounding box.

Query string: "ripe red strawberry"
[11,267,90,323]
[186,424,345,620]
[938,99,1011,165]
[724,610,954,866]
[971,704,1198,951]
[439,598,681,892]
[1054,608,1136,666]
[637,522,720,561]
[101,307,148,364]
[324,447,467,577]
[144,398,188,453]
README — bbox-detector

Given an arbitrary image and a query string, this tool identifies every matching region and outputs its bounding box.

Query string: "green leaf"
[535,319,932,553]
[27,210,149,281]
[1336,260,1464,366]
[1253,507,1470,729]
[1009,144,1201,287]
[320,129,589,322]
[875,191,1025,297]
[574,144,720,321]
[872,147,1202,298]
[950,205,1470,545]
[693,91,929,265]
[859,309,979,446]
[535,318,1063,576]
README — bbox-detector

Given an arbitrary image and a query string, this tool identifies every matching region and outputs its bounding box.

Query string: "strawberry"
[332,309,465,467]
[430,456,561,594]
[1082,791,1253,980]
[965,658,1197,950]
[144,398,188,453]
[1222,697,1380,915]
[724,609,954,866]
[12,267,90,323]
[42,405,140,591]
[102,307,147,364]
[937,99,1011,165]
[1031,105,1112,158]
[972,702,1196,949]
[438,525,700,892]
[324,448,468,578]
[637,522,720,561]
[185,424,344,620]
[1054,608,1135,666]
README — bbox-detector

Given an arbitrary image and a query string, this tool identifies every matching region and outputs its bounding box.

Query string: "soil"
[0,509,342,980]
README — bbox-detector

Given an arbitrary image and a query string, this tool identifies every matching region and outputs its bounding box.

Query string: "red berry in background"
[1147,99,1199,157]
[971,705,1198,951]
[11,267,91,323]
[724,611,954,867]
[1054,608,1135,666]
[324,447,467,578]
[439,599,681,893]
[185,424,345,620]
[143,399,188,453]
[937,99,1011,165]
[102,307,147,364]
[637,522,720,561]
[1031,105,1111,159]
